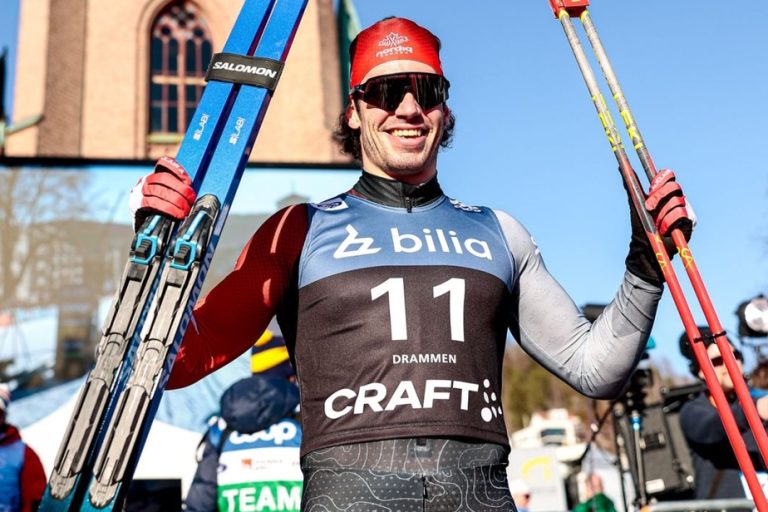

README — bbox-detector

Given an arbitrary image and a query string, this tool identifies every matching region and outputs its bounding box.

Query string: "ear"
[347,102,361,130]
[442,105,451,127]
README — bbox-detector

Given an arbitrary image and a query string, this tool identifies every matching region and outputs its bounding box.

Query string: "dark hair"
[333,102,456,162]
[751,361,768,390]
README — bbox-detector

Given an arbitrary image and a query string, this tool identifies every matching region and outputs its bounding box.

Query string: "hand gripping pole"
[549,1,768,508]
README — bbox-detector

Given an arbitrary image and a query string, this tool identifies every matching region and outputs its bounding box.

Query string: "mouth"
[386,127,428,147]
[389,128,425,137]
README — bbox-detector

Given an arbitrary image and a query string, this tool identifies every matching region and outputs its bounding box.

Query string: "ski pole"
[574,7,768,472]
[546,1,768,508]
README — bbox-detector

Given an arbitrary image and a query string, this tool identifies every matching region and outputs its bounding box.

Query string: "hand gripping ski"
[40,0,307,510]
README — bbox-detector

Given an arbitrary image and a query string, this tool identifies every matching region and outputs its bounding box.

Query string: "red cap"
[349,17,443,89]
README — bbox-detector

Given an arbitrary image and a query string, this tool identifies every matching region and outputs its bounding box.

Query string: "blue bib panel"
[215,419,303,512]
[294,194,515,454]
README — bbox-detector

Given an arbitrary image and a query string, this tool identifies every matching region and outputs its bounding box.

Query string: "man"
[185,330,302,512]
[0,383,46,512]
[573,473,616,512]
[679,327,768,499]
[131,17,692,511]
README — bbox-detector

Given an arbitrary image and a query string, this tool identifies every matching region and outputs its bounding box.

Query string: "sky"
[1,1,767,377]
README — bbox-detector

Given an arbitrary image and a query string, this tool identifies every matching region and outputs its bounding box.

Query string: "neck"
[350,171,443,211]
[362,166,437,185]
[359,154,438,185]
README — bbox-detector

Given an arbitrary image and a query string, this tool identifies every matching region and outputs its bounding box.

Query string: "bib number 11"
[371,277,465,342]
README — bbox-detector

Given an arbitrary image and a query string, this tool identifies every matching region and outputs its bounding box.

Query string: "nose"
[395,92,421,118]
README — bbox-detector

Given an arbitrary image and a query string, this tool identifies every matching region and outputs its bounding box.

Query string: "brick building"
[7,0,348,165]
[2,0,353,380]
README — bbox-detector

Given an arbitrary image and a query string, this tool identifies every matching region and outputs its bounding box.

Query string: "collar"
[350,172,443,212]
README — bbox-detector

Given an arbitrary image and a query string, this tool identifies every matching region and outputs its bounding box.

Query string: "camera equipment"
[615,380,700,505]
[614,367,654,506]
[737,296,768,338]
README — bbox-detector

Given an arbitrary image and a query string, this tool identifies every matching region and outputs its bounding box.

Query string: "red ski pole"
[575,4,768,469]
[547,0,768,508]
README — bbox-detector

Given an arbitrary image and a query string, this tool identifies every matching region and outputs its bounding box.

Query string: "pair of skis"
[548,0,768,509]
[40,0,307,510]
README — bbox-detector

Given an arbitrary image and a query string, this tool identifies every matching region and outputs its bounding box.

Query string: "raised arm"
[495,210,662,399]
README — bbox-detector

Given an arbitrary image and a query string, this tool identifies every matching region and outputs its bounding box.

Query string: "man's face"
[348,60,447,185]
[700,343,743,392]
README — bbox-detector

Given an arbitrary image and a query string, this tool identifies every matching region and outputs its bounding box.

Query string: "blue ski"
[38,0,305,510]
[74,0,307,510]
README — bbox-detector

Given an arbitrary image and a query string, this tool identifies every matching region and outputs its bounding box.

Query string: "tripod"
[613,368,652,509]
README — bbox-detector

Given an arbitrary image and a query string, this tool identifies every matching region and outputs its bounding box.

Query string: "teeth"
[391,129,422,137]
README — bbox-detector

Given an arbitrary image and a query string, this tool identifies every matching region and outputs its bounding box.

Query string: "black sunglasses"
[710,352,743,367]
[352,73,450,111]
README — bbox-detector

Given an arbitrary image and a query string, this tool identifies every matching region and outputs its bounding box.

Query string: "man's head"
[337,17,455,184]
[585,473,605,499]
[680,327,743,392]
[0,383,10,425]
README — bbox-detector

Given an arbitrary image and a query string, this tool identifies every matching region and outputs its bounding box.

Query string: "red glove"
[625,168,696,285]
[129,156,196,230]
[645,169,696,237]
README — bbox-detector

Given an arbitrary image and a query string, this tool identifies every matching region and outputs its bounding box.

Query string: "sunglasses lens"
[366,76,410,110]
[357,74,448,111]
[710,351,743,367]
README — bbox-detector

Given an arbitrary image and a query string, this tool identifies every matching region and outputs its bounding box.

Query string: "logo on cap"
[376,32,414,59]
[379,32,408,47]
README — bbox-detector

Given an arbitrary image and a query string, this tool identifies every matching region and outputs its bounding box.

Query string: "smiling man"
[132,16,695,511]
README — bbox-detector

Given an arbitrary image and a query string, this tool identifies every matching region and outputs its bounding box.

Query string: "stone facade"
[8,0,349,165]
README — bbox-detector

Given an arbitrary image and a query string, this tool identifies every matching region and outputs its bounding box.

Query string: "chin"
[386,166,432,181]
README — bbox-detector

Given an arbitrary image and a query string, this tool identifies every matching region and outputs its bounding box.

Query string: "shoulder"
[489,209,541,254]
[235,204,310,268]
[445,197,485,214]
[263,203,310,227]
[309,195,351,213]
[205,416,228,446]
[679,393,710,416]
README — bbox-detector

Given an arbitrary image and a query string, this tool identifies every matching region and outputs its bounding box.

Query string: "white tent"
[20,391,203,496]
[9,353,252,499]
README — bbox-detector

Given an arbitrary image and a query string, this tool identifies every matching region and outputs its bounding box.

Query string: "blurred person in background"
[184,330,302,512]
[0,383,46,512]
[679,327,768,499]
[573,473,616,512]
[748,358,768,398]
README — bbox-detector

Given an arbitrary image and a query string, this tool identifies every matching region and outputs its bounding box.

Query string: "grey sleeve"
[494,209,663,399]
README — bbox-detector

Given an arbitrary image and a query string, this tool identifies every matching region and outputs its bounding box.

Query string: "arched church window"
[149,2,212,140]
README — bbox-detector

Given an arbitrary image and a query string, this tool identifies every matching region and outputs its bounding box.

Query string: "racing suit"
[169,172,662,511]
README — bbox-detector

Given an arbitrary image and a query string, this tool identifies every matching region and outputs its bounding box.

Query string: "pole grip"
[548,0,590,18]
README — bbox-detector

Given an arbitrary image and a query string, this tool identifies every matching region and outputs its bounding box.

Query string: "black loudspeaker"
[615,384,701,500]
